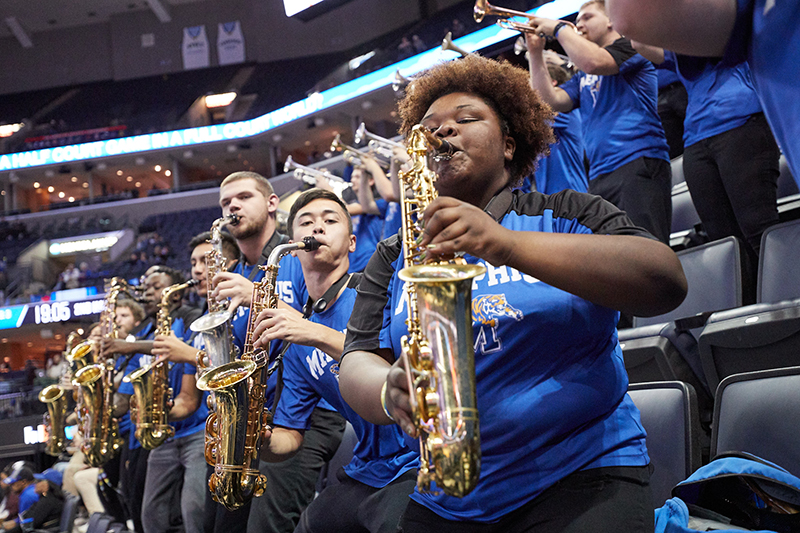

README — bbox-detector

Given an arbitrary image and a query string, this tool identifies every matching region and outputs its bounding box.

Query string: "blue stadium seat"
[711,367,800,479]
[670,182,701,235]
[628,381,701,508]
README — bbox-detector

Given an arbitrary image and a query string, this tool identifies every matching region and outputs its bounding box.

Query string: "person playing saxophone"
[206,171,346,533]
[114,267,205,533]
[338,54,688,532]
[250,189,419,533]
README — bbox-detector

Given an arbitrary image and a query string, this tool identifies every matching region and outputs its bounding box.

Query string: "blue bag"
[655,452,800,532]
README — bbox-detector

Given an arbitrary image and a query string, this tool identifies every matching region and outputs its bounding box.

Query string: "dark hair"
[148,266,183,286]
[188,231,240,263]
[286,189,353,238]
[398,54,554,186]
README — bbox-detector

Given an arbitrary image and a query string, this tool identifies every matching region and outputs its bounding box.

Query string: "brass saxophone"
[39,384,68,456]
[125,279,199,449]
[73,277,128,467]
[192,214,240,373]
[396,125,485,497]
[196,235,320,511]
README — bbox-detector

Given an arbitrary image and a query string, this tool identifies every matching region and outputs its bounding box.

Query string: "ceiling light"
[33,182,40,188]
[126,176,133,182]
[48,186,55,193]
[71,176,78,182]
[58,191,65,198]
[154,165,162,172]
[135,182,141,188]
[77,328,84,335]
[82,182,89,188]
[205,92,237,108]
[68,197,75,202]
[164,170,172,177]
[117,170,123,176]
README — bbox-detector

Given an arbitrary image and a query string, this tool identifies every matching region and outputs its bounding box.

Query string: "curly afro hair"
[398,54,554,185]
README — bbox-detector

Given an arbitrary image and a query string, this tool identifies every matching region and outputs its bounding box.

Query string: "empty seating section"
[698,218,800,393]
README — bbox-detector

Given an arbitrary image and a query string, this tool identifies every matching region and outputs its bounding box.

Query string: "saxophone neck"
[157,279,199,335]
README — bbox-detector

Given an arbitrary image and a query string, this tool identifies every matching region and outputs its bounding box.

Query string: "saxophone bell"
[39,385,69,456]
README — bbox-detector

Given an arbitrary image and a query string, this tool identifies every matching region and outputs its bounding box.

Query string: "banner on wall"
[182,25,210,70]
[217,21,245,65]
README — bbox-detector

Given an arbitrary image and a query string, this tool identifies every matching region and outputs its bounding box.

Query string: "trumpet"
[354,123,405,161]
[473,0,537,33]
[392,69,412,93]
[330,134,389,169]
[283,156,351,198]
[441,31,470,58]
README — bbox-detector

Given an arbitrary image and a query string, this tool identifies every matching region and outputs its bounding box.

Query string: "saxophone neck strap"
[483,186,514,223]
[302,272,352,318]
[239,231,289,282]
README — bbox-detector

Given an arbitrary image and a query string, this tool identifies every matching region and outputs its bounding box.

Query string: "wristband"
[380,381,395,422]
[554,21,570,38]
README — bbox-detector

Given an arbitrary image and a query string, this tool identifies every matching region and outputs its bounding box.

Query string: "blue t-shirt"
[118,315,206,446]
[535,109,587,194]
[344,189,650,522]
[722,0,800,182]
[663,51,762,147]
[231,255,335,413]
[350,210,384,273]
[273,286,418,488]
[656,64,681,89]
[378,199,402,241]
[18,484,39,518]
[560,38,669,180]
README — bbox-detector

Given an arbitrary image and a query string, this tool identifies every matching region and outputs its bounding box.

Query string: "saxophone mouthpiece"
[433,139,455,162]
[227,213,241,226]
[187,279,200,288]
[301,236,321,251]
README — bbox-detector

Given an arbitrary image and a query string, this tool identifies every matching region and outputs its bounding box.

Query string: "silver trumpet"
[392,69,412,93]
[441,31,471,58]
[283,156,351,198]
[354,123,405,161]
[330,134,389,169]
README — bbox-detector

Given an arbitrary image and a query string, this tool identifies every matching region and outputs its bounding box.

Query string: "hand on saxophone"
[251,305,311,350]
[384,355,417,438]
[152,331,197,365]
[211,272,254,314]
[419,196,514,267]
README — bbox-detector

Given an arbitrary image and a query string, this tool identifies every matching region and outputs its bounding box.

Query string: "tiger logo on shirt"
[472,294,523,354]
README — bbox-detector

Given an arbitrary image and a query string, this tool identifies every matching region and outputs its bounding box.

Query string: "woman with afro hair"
[339,54,687,532]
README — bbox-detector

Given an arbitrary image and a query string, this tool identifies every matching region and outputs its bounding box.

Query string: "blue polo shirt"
[560,37,669,180]
[535,109,587,194]
[274,286,418,488]
[662,51,762,147]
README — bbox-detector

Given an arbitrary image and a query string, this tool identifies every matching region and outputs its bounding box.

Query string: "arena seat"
[711,367,800,479]
[670,155,685,187]
[628,381,701,508]
[698,219,800,393]
[620,237,749,426]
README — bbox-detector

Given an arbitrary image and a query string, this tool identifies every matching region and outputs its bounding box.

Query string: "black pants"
[202,465,251,533]
[296,468,417,533]
[590,157,673,244]
[683,113,780,264]
[658,82,688,159]
[120,445,150,533]
[245,407,346,533]
[398,465,653,533]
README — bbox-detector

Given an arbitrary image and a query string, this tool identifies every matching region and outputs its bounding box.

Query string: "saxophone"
[40,330,82,456]
[73,277,128,467]
[396,125,485,497]
[39,384,68,456]
[192,214,240,373]
[196,235,320,511]
[125,279,199,449]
